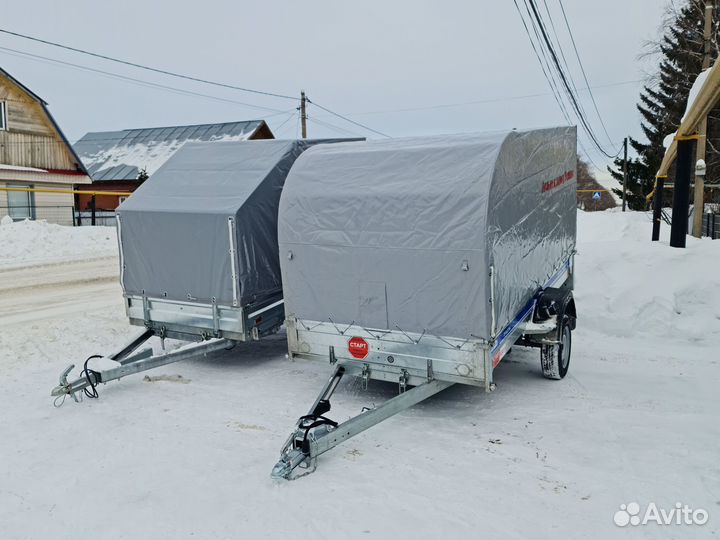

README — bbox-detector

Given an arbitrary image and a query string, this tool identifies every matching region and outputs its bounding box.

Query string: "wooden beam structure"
[658,56,720,177]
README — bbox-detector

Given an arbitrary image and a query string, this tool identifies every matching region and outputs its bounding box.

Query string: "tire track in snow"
[0,256,122,327]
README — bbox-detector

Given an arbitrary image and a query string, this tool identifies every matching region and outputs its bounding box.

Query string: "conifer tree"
[611,0,720,209]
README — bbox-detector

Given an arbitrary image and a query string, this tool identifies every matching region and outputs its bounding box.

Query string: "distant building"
[576,158,617,211]
[0,67,90,225]
[73,120,275,210]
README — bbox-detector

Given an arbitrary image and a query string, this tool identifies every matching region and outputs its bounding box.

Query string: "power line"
[512,0,612,172]
[513,0,573,125]
[309,115,363,137]
[557,0,616,148]
[522,0,621,158]
[2,34,637,145]
[0,29,393,139]
[531,0,622,158]
[0,25,623,147]
[307,99,391,138]
[525,0,597,140]
[316,78,641,117]
[272,110,298,136]
[540,0,593,124]
[0,45,288,115]
[0,27,298,101]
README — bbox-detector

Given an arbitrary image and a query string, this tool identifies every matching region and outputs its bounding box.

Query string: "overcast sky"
[1,0,668,179]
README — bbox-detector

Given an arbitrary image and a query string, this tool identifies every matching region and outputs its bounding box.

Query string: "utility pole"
[692,1,713,238]
[622,137,628,211]
[300,91,308,139]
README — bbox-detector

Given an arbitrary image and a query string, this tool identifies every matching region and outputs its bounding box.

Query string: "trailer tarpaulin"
[278,127,577,340]
[118,139,347,307]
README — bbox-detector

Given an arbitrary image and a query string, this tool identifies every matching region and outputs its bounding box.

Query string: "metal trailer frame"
[124,294,285,342]
[272,255,575,479]
[51,291,285,404]
[51,330,235,405]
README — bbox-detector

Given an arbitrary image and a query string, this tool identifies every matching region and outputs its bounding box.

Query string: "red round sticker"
[348,336,369,359]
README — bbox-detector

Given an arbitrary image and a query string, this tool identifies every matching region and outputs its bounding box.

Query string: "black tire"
[540,315,572,380]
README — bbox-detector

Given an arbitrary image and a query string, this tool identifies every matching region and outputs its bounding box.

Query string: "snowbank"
[0,218,118,269]
[576,210,720,342]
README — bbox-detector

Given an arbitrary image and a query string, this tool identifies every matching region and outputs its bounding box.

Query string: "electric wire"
[531,0,623,158]
[272,110,298,137]
[540,0,593,124]
[519,0,622,158]
[0,28,298,101]
[0,28,397,138]
[512,0,574,125]
[315,79,642,117]
[0,24,624,147]
[557,0,617,148]
[526,0,604,148]
[308,115,363,137]
[0,45,287,114]
[306,99,391,138]
[82,355,102,399]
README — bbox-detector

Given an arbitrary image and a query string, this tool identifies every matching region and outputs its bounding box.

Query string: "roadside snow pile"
[576,209,720,342]
[0,218,118,269]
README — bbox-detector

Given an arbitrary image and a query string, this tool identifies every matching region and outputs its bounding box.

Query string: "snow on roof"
[663,132,676,149]
[661,68,712,151]
[683,68,711,123]
[73,120,270,182]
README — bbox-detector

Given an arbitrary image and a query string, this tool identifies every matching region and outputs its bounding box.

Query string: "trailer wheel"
[540,315,572,380]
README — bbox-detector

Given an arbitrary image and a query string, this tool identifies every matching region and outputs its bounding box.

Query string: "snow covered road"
[0,256,120,327]
[0,213,718,540]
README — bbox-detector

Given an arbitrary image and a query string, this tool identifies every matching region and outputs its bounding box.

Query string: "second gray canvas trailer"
[51,138,355,403]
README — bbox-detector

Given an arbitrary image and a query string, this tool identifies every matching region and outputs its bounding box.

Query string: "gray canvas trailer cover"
[117,138,354,342]
[273,127,578,479]
[53,138,363,404]
[279,127,577,344]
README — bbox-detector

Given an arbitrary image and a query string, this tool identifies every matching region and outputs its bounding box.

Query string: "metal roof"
[74,120,272,182]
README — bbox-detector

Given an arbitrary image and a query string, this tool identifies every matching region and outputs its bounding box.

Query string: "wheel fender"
[534,287,577,330]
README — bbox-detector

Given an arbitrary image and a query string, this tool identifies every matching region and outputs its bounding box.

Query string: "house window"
[6,184,35,220]
[0,101,7,130]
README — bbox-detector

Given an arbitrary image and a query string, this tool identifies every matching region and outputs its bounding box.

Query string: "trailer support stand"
[271,362,453,480]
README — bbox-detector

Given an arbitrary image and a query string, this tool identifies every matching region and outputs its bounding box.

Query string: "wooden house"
[73,120,274,210]
[0,67,90,226]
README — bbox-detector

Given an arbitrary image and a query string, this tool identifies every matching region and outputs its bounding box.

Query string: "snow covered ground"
[0,217,118,269]
[0,211,718,539]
